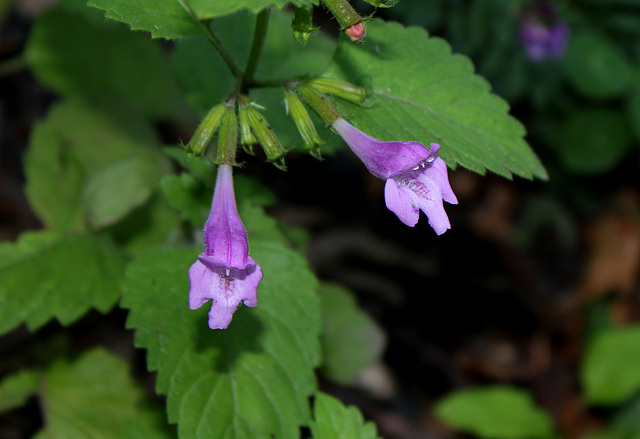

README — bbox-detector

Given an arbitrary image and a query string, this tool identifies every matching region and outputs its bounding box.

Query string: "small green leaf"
[556,108,632,174]
[121,207,321,439]
[324,20,547,180]
[24,5,182,119]
[319,283,386,385]
[88,0,318,39]
[562,31,634,99]
[25,100,166,232]
[310,393,380,439]
[434,386,555,439]
[0,231,127,335]
[41,348,174,439]
[0,369,40,412]
[84,155,162,230]
[582,325,640,406]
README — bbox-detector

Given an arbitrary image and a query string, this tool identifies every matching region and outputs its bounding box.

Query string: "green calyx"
[321,0,362,30]
[284,89,323,158]
[307,77,367,104]
[296,82,342,126]
[292,5,319,45]
[240,100,286,170]
[215,100,239,165]
[183,103,226,157]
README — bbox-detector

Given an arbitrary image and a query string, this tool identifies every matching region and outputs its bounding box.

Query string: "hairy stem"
[176,0,242,78]
[239,7,271,93]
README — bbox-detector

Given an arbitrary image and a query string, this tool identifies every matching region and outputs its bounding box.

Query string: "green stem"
[239,7,271,93]
[175,0,242,78]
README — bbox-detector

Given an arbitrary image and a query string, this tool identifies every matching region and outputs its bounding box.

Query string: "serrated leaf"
[121,207,321,438]
[24,5,182,119]
[319,283,386,385]
[88,0,318,39]
[323,20,547,180]
[310,393,380,439]
[582,325,640,406]
[41,348,174,439]
[25,100,167,232]
[434,386,555,439]
[0,231,127,335]
[84,155,162,229]
[562,31,634,99]
[0,369,40,412]
[556,108,632,174]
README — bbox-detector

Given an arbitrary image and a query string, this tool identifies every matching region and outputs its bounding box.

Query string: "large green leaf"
[319,283,386,385]
[434,386,555,439]
[41,348,174,439]
[324,20,547,180]
[87,0,318,39]
[121,205,321,438]
[582,325,640,406]
[24,4,182,119]
[0,231,126,335]
[310,393,380,439]
[24,100,168,232]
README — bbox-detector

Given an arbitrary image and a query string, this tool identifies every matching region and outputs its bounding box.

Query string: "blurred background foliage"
[1,0,640,438]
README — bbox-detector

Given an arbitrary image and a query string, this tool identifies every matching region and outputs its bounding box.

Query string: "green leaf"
[88,0,318,39]
[434,386,555,439]
[41,348,174,439]
[310,393,380,439]
[24,5,182,119]
[84,154,164,229]
[121,208,321,438]
[0,369,40,412]
[562,31,634,99]
[160,173,211,225]
[0,231,127,335]
[323,20,547,180]
[627,91,640,143]
[556,108,632,174]
[582,325,640,406]
[319,283,386,385]
[24,100,167,232]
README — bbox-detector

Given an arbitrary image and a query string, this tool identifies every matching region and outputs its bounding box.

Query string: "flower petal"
[413,173,451,235]
[426,158,458,205]
[188,259,216,310]
[384,178,419,227]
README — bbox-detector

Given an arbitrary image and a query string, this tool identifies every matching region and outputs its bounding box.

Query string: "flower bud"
[307,77,367,104]
[241,102,286,170]
[296,83,342,126]
[284,89,323,158]
[215,101,238,165]
[292,5,319,45]
[183,103,225,156]
[321,0,365,40]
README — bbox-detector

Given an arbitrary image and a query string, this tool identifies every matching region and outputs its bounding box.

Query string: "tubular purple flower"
[333,118,457,235]
[188,164,262,329]
[519,2,569,61]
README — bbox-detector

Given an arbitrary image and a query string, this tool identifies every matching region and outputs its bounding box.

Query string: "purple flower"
[520,3,569,61]
[188,164,262,329]
[332,118,457,235]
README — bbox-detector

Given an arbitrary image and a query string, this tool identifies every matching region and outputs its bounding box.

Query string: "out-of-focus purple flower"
[520,2,569,61]
[332,118,457,235]
[188,164,262,329]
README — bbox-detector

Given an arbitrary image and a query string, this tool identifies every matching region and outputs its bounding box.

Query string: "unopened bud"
[296,83,342,126]
[215,101,238,165]
[307,77,367,104]
[345,22,366,41]
[183,104,225,156]
[284,89,323,158]
[292,5,319,45]
[242,102,286,170]
[322,0,363,35]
